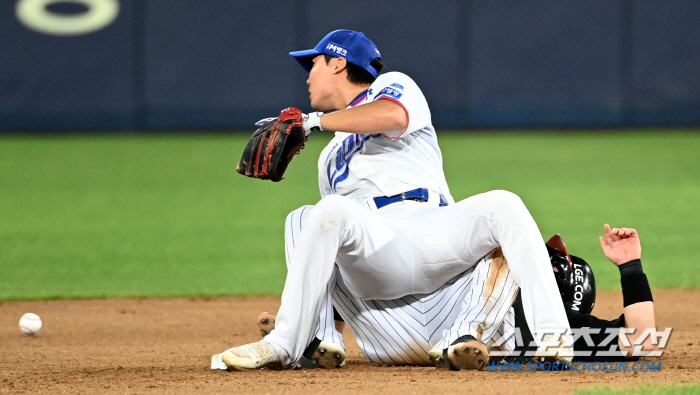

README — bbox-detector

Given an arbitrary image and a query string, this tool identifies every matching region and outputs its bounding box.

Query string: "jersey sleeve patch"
[376,86,403,100]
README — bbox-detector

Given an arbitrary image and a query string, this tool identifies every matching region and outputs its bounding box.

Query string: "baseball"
[19,313,42,335]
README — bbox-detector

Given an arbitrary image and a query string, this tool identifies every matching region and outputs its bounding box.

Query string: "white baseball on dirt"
[19,313,42,335]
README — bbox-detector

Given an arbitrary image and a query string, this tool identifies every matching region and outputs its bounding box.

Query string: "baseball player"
[507,224,657,362]
[252,224,657,368]
[279,205,517,369]
[214,29,573,371]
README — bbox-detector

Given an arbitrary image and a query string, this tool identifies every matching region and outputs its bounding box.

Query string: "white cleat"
[447,340,489,371]
[255,311,346,369]
[534,335,573,363]
[429,339,490,371]
[428,348,447,369]
[313,341,346,368]
[220,341,282,371]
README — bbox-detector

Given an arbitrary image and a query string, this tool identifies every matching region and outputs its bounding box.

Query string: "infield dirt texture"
[1,291,699,394]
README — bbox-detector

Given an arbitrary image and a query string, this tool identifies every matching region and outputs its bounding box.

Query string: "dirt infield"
[1,290,698,394]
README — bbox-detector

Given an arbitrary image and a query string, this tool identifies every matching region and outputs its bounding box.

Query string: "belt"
[373,188,448,209]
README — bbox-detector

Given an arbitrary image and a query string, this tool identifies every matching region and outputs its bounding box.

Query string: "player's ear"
[332,57,347,75]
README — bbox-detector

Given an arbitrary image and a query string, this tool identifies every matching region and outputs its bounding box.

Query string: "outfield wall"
[2,0,699,131]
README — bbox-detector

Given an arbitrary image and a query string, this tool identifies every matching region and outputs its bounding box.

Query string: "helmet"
[568,254,596,314]
[546,235,596,315]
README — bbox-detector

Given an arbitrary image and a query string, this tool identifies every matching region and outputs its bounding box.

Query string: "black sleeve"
[510,294,627,362]
[566,309,627,362]
[566,309,624,329]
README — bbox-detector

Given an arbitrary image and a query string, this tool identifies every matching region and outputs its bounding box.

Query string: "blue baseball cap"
[289,30,382,77]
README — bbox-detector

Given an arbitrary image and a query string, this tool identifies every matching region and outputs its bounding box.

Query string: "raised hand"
[598,224,642,265]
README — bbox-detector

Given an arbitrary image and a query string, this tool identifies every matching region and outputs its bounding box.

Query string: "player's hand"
[256,113,324,136]
[303,111,324,135]
[598,224,642,266]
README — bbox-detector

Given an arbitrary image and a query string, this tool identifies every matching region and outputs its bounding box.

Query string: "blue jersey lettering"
[327,133,379,191]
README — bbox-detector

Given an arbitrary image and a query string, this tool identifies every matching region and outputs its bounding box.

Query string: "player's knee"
[285,205,315,233]
[476,190,528,217]
[485,190,525,208]
[316,194,352,212]
[310,195,354,231]
[489,190,523,205]
[286,205,315,222]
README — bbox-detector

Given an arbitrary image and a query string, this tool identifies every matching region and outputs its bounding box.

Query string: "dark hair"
[324,54,384,85]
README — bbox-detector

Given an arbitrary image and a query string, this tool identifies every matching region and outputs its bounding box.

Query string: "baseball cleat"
[220,340,282,371]
[255,311,346,368]
[428,348,447,369]
[312,341,346,368]
[257,312,277,337]
[534,335,573,363]
[445,336,489,371]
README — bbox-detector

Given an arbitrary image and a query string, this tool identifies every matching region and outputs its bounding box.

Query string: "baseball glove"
[236,107,307,182]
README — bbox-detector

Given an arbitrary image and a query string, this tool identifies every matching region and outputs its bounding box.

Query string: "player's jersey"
[317,72,454,204]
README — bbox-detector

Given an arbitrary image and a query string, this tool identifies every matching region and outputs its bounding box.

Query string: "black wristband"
[620,271,653,307]
[618,259,643,276]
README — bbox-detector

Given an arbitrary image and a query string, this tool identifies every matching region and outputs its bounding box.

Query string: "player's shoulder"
[372,71,418,89]
[370,71,424,103]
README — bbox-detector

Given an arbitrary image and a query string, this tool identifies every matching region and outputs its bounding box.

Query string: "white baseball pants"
[264,190,572,366]
[317,251,519,365]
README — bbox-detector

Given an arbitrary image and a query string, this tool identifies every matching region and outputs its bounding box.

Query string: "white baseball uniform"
[264,71,572,367]
[286,204,519,365]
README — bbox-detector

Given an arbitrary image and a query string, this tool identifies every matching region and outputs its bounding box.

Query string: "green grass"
[574,383,700,395]
[0,131,698,300]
